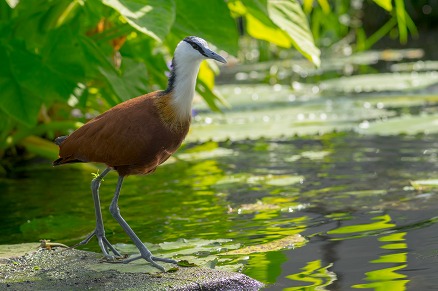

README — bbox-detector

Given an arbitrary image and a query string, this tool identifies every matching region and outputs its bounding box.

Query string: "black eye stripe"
[184,38,209,57]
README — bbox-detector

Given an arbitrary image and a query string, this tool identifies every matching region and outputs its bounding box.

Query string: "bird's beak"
[204,48,227,64]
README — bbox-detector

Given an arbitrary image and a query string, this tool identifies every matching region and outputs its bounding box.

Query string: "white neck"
[168,41,204,120]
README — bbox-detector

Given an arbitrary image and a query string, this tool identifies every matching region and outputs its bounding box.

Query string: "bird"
[53,36,226,271]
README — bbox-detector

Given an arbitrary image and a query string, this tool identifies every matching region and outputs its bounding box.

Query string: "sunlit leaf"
[199,61,215,90]
[171,0,238,55]
[317,0,331,13]
[224,235,306,255]
[5,0,19,8]
[245,13,291,48]
[372,0,392,11]
[242,0,292,48]
[102,0,176,41]
[303,0,313,13]
[268,0,320,66]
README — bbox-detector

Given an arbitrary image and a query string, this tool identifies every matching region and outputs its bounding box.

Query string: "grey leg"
[109,176,177,271]
[77,167,122,258]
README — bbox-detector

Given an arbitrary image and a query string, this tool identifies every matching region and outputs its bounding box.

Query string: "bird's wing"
[57,93,164,167]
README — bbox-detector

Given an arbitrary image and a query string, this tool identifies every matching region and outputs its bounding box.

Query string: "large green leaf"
[120,35,169,89]
[102,0,176,41]
[170,0,239,56]
[0,82,42,128]
[237,0,320,66]
[99,58,149,101]
[267,0,320,66]
[240,0,292,48]
[0,44,42,127]
[7,41,76,102]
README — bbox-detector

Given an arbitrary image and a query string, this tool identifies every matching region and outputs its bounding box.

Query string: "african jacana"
[53,36,226,271]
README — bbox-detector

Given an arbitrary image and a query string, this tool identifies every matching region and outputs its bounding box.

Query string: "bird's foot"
[123,254,177,272]
[77,229,123,259]
[115,245,177,272]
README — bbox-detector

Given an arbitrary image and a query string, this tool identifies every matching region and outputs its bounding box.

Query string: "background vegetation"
[0,0,417,173]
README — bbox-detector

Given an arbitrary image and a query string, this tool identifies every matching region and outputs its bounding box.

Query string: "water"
[2,49,438,290]
[2,133,438,289]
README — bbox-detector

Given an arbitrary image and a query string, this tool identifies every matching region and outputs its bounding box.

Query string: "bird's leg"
[109,176,177,271]
[77,167,122,258]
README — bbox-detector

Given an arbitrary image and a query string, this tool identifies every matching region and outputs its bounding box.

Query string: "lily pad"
[411,179,438,191]
[113,238,242,272]
[216,174,304,188]
[319,72,438,94]
[223,235,306,255]
[358,113,438,135]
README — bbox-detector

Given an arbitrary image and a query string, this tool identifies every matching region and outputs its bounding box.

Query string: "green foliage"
[0,0,318,167]
[228,0,320,65]
[304,0,418,50]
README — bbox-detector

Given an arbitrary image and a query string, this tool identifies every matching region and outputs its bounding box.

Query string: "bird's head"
[175,36,227,64]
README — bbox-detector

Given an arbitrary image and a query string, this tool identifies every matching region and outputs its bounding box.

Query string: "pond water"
[1,48,438,290]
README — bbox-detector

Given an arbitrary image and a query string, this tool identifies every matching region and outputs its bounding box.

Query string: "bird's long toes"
[121,254,176,272]
[78,230,97,246]
[101,237,122,257]
[151,256,178,264]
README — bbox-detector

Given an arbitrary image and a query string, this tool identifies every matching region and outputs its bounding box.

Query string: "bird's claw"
[77,229,123,258]
[121,254,178,272]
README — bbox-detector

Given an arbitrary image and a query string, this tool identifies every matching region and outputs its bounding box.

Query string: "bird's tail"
[52,158,64,166]
[53,135,68,166]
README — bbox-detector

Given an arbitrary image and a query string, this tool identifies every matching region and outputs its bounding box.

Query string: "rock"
[0,243,263,290]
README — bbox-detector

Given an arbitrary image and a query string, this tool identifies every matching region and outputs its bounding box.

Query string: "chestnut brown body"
[51,36,226,271]
[53,91,190,176]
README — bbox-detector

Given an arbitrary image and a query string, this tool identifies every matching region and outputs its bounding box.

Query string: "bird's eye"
[191,43,200,50]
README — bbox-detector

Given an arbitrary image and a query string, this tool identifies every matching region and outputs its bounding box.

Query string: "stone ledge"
[0,243,263,290]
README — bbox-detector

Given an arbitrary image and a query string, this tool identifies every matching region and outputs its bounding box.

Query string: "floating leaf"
[411,179,438,191]
[224,235,306,255]
[265,175,304,186]
[177,260,197,267]
[320,72,438,93]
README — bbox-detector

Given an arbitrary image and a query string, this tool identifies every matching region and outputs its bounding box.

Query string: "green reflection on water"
[285,260,336,290]
[330,215,410,291]
[2,132,438,289]
[328,214,395,239]
[245,252,288,285]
